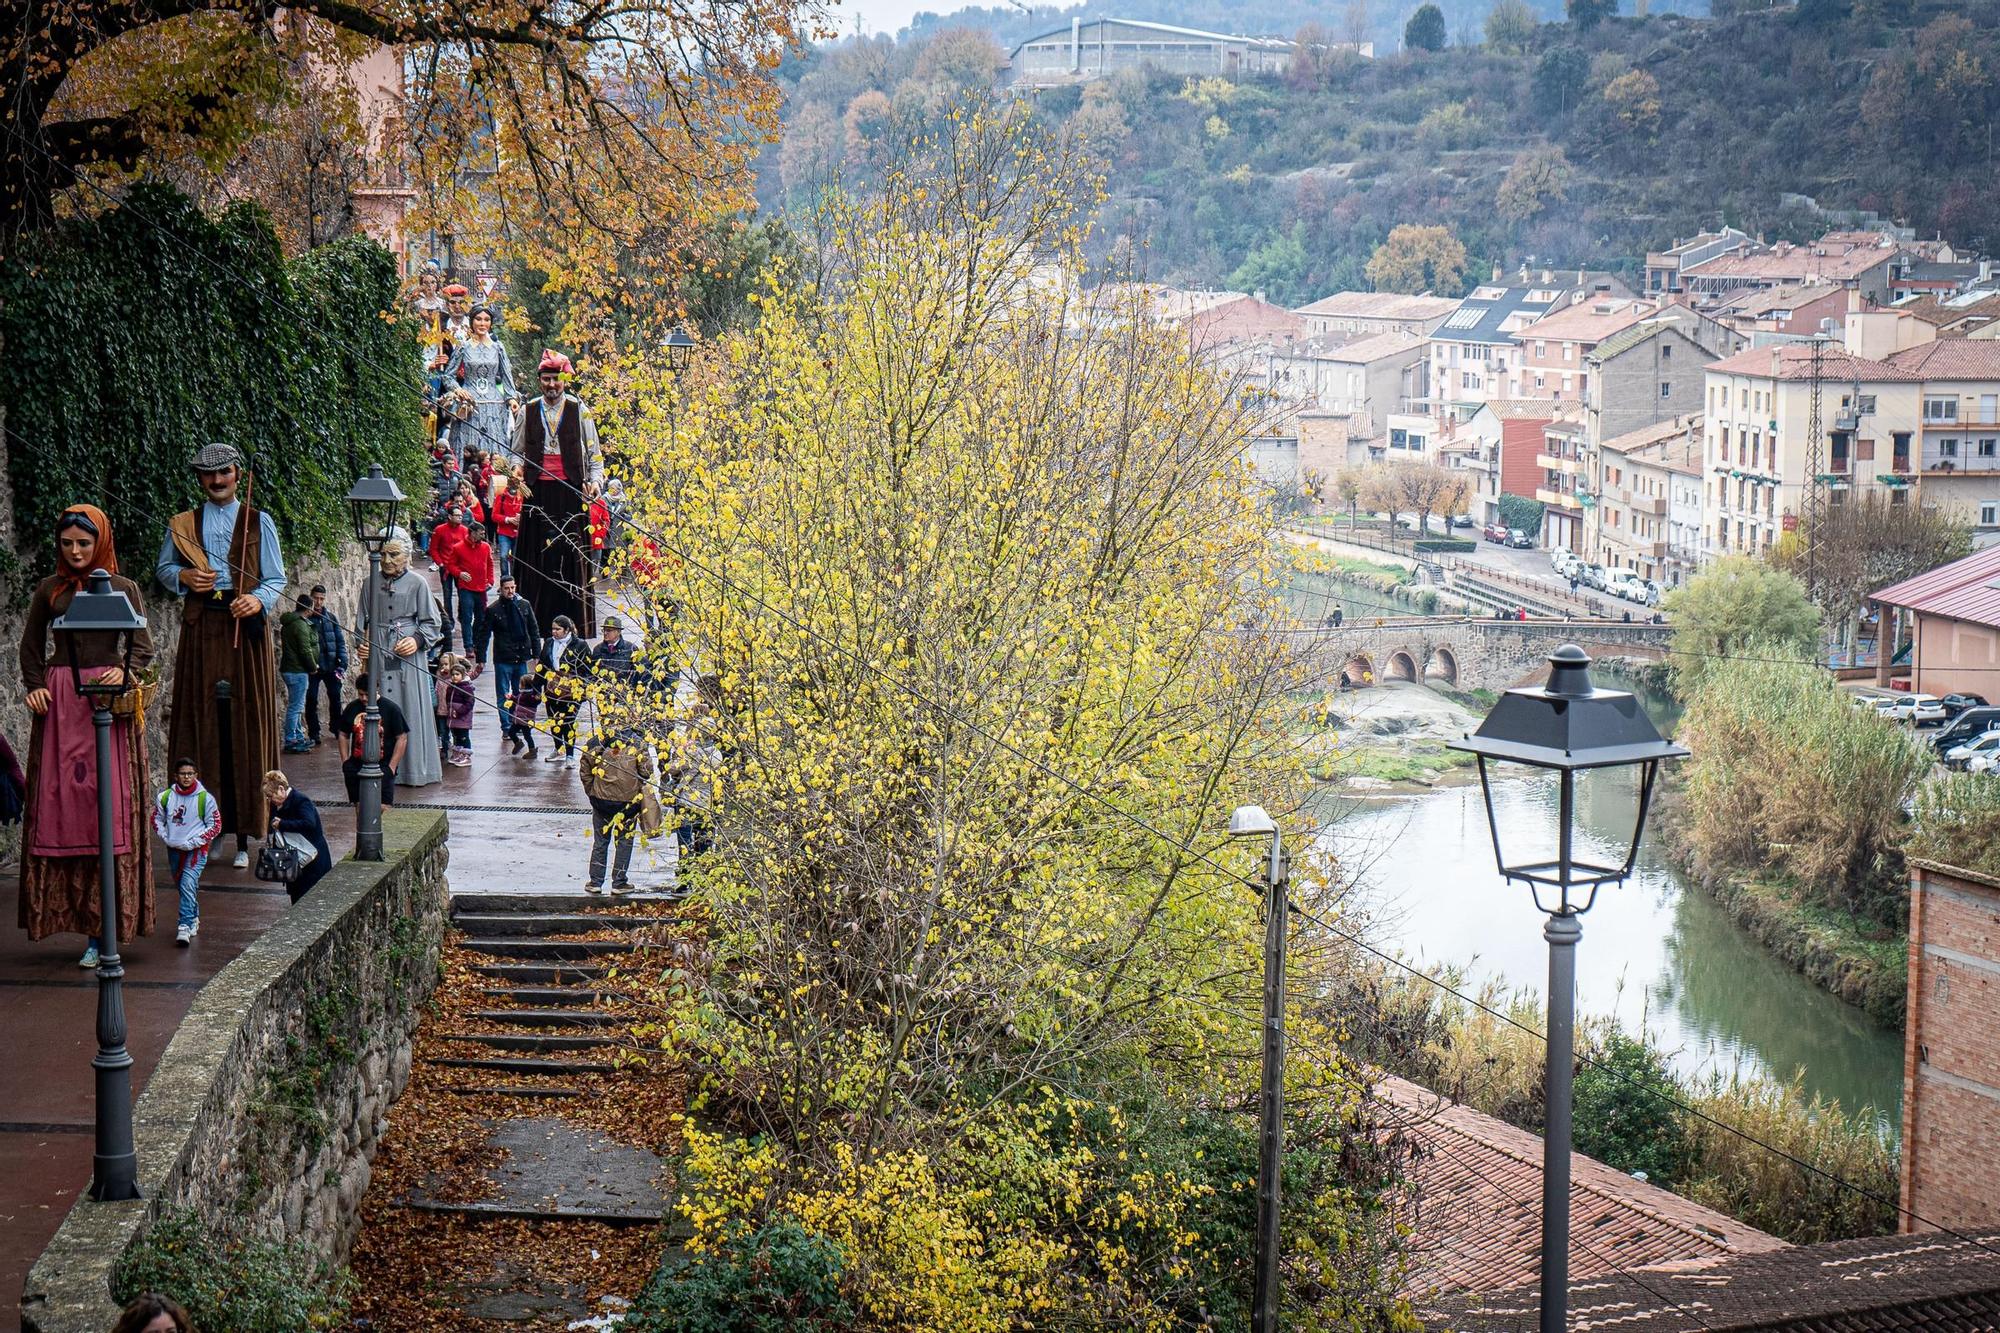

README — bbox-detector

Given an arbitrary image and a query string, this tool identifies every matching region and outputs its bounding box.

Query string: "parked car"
[1939,692,1990,718]
[1579,564,1608,591]
[1606,572,1648,601]
[1548,545,1572,571]
[1552,550,1580,578]
[1886,693,1949,725]
[1970,751,2000,776]
[1944,729,2000,770]
[1506,528,1534,549]
[1934,706,2000,754]
[1483,523,1509,543]
[1449,514,1475,529]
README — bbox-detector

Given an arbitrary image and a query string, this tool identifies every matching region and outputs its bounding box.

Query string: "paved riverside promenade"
[1,683,670,1323]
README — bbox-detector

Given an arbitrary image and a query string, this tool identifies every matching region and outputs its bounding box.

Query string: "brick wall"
[1901,860,2000,1233]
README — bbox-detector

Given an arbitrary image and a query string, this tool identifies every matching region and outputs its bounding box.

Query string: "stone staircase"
[349,890,683,1327]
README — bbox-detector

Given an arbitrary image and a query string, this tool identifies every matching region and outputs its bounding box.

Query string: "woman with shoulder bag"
[538,616,585,768]
[261,771,331,903]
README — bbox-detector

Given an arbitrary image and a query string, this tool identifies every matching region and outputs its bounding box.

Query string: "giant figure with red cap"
[511,350,601,636]
[155,443,286,869]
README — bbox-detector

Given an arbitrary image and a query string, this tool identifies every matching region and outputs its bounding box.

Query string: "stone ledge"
[20,809,450,1333]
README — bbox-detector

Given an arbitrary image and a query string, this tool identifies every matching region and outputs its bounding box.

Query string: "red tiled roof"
[1436,1229,2000,1331]
[1870,543,2000,630]
[1704,344,1922,382]
[1686,245,1893,284]
[1378,1077,1784,1300]
[1883,339,2000,379]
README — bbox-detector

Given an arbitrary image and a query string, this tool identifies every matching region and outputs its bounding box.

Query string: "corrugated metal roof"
[1870,544,2000,630]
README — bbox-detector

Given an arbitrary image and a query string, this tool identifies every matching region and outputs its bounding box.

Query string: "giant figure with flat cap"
[156,443,286,867]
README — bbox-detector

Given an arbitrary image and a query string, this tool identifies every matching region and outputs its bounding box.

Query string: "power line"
[21,144,1986,1256]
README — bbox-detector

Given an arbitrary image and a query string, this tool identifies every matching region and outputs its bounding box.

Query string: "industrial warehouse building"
[1009,19,1359,86]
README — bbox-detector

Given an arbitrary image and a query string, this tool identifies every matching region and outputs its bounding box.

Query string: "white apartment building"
[1586,415,1704,586]
[1292,292,1458,340]
[1701,328,2000,556]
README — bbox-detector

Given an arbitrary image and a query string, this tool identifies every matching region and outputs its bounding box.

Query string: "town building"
[1506,296,1656,402]
[1868,539,2000,699]
[1583,316,1730,446]
[1459,399,1579,537]
[1585,415,1704,586]
[1681,234,1902,307]
[1426,284,1575,424]
[1537,415,1587,552]
[1643,228,1753,295]
[1292,291,1458,340]
[1712,282,1849,343]
[1701,318,2000,555]
[1900,854,2000,1236]
[1898,290,2000,339]
[1008,19,1301,86]
[1266,329,1428,441]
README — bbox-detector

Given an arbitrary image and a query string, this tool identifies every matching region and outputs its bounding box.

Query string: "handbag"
[639,789,664,836]
[255,840,307,884]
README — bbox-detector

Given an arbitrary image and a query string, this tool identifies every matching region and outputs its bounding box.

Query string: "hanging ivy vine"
[0,182,426,598]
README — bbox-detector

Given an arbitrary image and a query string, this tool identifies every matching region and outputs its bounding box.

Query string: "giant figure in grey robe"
[357,540,443,788]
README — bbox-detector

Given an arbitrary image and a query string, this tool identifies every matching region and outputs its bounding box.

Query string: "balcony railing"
[1536,452,1584,475]
[1627,493,1667,515]
[1536,487,1582,510]
[1924,413,2000,428]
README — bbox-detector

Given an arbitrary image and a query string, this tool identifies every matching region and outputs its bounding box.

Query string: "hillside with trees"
[763,0,2000,302]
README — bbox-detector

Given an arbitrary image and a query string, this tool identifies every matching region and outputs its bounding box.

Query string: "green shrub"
[1413,539,1475,554]
[1679,656,1925,925]
[112,1208,351,1332]
[1572,1030,1687,1185]
[1496,494,1543,534]
[623,1222,854,1332]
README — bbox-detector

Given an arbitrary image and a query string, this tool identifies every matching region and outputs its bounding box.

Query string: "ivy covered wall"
[0,182,427,595]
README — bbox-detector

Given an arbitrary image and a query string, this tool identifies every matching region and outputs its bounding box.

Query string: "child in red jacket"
[491,477,523,579]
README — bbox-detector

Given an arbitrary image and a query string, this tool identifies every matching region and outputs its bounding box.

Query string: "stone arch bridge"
[1290,616,1674,692]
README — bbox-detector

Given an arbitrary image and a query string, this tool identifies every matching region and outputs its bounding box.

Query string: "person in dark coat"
[486,574,541,753]
[263,770,332,903]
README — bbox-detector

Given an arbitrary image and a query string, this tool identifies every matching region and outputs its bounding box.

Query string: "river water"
[1316,683,1906,1125]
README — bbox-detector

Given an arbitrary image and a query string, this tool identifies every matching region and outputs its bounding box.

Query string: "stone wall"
[19,808,450,1333]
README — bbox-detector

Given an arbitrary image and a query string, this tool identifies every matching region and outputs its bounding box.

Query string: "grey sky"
[832,0,987,36]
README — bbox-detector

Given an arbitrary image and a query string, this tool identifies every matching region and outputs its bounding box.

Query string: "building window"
[1857,437,1875,461]
[1535,340,1547,357]
[1980,438,1998,458]
[1661,381,1672,398]
[1941,438,1960,458]
[1859,394,1877,415]
[1982,501,1999,526]
[1925,396,1959,423]
[1661,342,1672,363]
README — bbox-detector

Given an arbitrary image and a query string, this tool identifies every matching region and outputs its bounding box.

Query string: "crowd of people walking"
[4,270,708,973]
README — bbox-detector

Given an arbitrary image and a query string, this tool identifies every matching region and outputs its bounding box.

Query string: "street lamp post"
[1229,804,1288,1333]
[1447,645,1686,1333]
[662,324,697,376]
[52,569,148,1202]
[346,465,406,862]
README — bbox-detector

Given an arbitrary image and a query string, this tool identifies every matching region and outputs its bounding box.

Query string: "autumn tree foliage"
[1364,222,1468,294]
[591,106,1415,1323]
[4,0,812,342]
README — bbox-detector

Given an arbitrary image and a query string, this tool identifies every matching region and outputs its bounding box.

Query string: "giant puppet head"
[190,443,246,507]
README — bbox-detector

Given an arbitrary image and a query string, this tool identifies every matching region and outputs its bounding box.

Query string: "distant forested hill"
[765,0,2000,303]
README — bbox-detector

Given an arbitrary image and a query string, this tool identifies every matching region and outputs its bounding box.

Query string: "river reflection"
[1318,770,1905,1125]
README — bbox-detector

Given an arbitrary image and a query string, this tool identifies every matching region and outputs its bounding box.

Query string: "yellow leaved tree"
[591,105,1418,1327]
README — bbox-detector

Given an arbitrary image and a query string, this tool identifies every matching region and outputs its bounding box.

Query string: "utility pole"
[1804,332,1829,607]
[1254,838,1289,1333]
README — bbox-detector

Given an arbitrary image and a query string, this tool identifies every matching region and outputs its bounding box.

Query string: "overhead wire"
[18,134,1989,1258]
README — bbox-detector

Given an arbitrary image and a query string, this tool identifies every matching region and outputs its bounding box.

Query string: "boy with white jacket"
[153,758,222,945]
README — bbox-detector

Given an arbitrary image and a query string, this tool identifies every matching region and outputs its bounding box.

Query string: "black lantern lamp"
[662,325,697,374]
[347,464,405,552]
[50,568,147,1203]
[346,466,406,861]
[1448,644,1688,915]
[1446,644,1687,1333]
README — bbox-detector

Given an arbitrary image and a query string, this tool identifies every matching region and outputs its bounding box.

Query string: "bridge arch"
[1385,649,1420,683]
[1426,646,1459,685]
[1341,653,1376,687]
